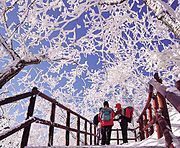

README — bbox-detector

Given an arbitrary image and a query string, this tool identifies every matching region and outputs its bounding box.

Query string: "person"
[93,107,102,145]
[115,103,129,143]
[149,75,180,112]
[98,101,115,145]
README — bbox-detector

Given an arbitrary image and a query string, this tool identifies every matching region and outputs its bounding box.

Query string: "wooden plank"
[116,128,119,145]
[0,92,32,106]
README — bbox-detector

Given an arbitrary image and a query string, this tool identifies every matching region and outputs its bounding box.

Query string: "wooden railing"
[111,127,139,144]
[0,87,139,147]
[0,87,97,147]
[138,75,175,148]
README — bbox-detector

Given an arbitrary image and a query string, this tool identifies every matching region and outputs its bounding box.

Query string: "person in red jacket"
[98,101,115,145]
[115,103,129,143]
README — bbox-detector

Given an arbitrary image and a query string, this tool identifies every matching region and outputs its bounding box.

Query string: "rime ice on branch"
[144,0,180,38]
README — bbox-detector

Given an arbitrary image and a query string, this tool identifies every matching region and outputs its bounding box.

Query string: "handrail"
[0,117,36,140]
[0,87,94,126]
[33,89,92,124]
[0,92,32,106]
[34,117,96,136]
[111,127,139,143]
[0,87,139,147]
[0,116,96,142]
[0,87,97,147]
[138,74,175,148]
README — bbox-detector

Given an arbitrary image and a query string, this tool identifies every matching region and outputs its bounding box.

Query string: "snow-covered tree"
[0,0,179,146]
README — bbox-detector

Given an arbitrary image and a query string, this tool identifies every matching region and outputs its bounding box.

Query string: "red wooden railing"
[138,74,175,148]
[0,87,138,147]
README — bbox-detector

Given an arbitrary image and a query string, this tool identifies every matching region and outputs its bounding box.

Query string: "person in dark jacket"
[93,107,103,145]
[98,101,115,145]
[93,107,103,126]
[115,103,129,143]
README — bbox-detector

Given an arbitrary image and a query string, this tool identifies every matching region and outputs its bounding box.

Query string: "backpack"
[101,108,112,121]
[93,114,99,126]
[123,106,134,123]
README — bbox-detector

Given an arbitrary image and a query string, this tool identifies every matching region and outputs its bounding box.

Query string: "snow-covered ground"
[121,108,180,148]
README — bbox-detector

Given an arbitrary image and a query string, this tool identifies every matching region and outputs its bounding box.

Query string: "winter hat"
[115,103,121,109]
[103,101,109,107]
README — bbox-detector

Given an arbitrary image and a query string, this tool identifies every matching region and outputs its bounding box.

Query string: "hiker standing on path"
[93,107,103,145]
[115,103,133,143]
[98,101,115,145]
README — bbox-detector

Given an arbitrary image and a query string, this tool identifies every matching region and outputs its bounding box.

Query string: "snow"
[167,87,180,97]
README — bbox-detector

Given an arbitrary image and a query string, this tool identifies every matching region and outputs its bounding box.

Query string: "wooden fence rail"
[138,74,175,148]
[0,87,138,147]
[0,87,97,147]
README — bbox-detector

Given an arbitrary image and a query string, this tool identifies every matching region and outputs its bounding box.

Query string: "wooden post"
[153,95,162,139]
[94,126,96,145]
[139,117,145,140]
[48,103,56,146]
[134,129,137,142]
[21,87,37,148]
[117,128,119,145]
[154,73,171,129]
[77,116,80,146]
[84,120,87,145]
[157,115,174,148]
[157,93,171,129]
[66,111,70,146]
[143,112,149,138]
[148,104,154,135]
[90,123,92,145]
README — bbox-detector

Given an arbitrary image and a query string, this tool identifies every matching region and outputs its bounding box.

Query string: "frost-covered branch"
[0,52,80,89]
[98,0,126,5]
[0,35,20,60]
[0,55,41,89]
[101,0,180,37]
[143,0,180,38]
[8,0,37,39]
